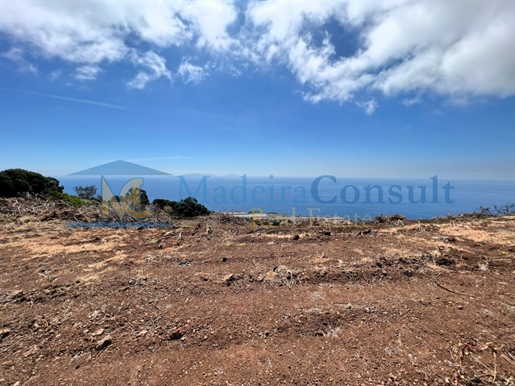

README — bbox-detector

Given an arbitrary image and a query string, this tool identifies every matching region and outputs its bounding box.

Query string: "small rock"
[91,328,104,336]
[137,330,148,337]
[6,290,24,302]
[404,270,413,278]
[95,335,112,350]
[223,273,235,285]
[0,328,11,340]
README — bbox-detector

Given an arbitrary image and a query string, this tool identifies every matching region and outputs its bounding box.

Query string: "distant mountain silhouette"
[70,160,171,175]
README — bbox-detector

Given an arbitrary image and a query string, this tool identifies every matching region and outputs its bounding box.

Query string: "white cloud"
[75,65,101,81]
[177,59,207,84]
[3,48,24,62]
[369,2,515,98]
[0,0,513,104]
[0,0,235,89]
[127,50,172,89]
[178,1,238,51]
[357,99,378,115]
[0,1,236,60]
[246,0,515,103]
[1,2,127,64]
[2,48,38,74]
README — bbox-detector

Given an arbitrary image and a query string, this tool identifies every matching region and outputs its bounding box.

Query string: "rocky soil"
[0,198,514,385]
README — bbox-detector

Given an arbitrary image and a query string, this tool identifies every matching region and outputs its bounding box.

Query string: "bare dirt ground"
[0,198,514,385]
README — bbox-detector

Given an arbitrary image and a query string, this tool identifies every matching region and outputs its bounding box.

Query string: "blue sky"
[0,0,514,180]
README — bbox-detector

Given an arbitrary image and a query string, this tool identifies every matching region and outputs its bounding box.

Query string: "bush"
[50,192,87,207]
[152,196,211,218]
[0,169,63,198]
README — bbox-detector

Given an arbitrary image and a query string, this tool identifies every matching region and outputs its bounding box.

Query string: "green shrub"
[152,196,211,218]
[50,192,88,207]
[0,169,63,198]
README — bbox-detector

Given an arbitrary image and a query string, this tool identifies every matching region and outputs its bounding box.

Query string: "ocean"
[55,175,515,220]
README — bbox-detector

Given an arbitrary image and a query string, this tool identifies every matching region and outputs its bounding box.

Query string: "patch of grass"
[50,192,93,207]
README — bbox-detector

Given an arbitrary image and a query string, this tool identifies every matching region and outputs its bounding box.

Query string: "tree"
[74,185,97,200]
[151,196,210,218]
[0,169,63,198]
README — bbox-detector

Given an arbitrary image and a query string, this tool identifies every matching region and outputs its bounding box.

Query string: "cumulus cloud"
[0,0,513,107]
[246,0,515,107]
[1,2,127,63]
[0,1,237,60]
[178,1,238,51]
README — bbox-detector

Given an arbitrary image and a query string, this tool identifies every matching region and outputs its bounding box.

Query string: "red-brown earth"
[0,198,514,385]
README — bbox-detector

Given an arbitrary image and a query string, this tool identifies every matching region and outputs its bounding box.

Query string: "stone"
[0,328,10,340]
[91,328,104,336]
[4,289,24,302]
[223,273,235,284]
[95,335,112,350]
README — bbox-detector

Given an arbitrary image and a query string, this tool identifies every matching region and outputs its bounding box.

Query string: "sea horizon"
[54,174,515,221]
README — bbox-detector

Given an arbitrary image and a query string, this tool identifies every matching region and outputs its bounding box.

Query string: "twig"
[434,279,477,298]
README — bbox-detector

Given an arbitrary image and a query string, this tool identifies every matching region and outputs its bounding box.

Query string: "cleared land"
[0,198,514,385]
